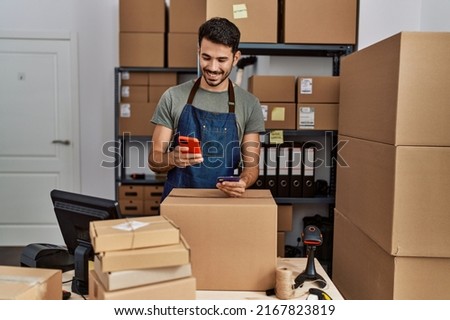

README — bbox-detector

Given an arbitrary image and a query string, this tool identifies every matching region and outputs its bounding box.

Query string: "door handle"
[52,139,71,145]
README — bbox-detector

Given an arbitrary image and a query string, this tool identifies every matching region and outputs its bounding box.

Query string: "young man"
[148,17,265,200]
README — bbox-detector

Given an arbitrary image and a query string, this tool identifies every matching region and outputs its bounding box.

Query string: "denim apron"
[161,78,241,201]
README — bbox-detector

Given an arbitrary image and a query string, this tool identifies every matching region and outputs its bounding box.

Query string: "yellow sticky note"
[271,107,285,121]
[233,4,248,19]
[270,130,284,144]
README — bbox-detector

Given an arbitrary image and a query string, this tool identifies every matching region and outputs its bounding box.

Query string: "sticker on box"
[300,78,313,95]
[120,104,131,118]
[299,107,315,129]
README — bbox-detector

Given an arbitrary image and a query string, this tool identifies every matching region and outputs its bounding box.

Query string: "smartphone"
[178,136,202,154]
[217,176,241,183]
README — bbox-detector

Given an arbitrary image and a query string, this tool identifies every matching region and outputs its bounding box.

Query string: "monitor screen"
[50,189,121,296]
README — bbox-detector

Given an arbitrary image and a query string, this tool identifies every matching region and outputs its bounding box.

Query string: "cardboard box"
[144,199,160,216]
[168,33,198,68]
[119,185,144,200]
[120,85,148,103]
[97,236,190,272]
[261,103,296,130]
[94,256,192,291]
[149,72,177,86]
[277,232,285,257]
[206,0,278,43]
[119,0,166,33]
[121,71,149,85]
[333,210,450,300]
[120,33,164,67]
[119,102,157,136]
[297,104,339,130]
[119,199,144,216]
[90,216,180,253]
[283,0,357,44]
[0,266,62,300]
[277,204,293,232]
[339,32,450,146]
[335,135,450,258]
[248,75,296,102]
[144,185,164,200]
[89,270,196,300]
[161,189,277,291]
[169,0,206,33]
[297,76,340,103]
[149,85,170,102]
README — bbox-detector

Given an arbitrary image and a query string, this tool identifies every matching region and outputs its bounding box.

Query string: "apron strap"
[187,78,236,113]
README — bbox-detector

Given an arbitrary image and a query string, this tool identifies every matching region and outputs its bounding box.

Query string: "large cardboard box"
[97,236,190,272]
[297,104,339,130]
[89,270,196,300]
[168,33,198,68]
[206,0,278,43]
[248,75,296,102]
[120,85,148,103]
[119,102,157,136]
[119,0,166,33]
[339,32,450,146]
[121,71,149,86]
[94,256,192,291]
[261,103,296,130]
[335,135,450,257]
[90,216,180,253]
[161,189,277,291]
[120,33,164,67]
[0,266,62,300]
[169,0,206,33]
[297,76,340,103]
[333,210,450,300]
[283,0,358,44]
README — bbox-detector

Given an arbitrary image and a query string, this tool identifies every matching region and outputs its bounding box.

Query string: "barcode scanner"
[294,225,326,289]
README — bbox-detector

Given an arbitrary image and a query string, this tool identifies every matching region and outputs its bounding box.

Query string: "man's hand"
[216,179,246,197]
[171,145,204,168]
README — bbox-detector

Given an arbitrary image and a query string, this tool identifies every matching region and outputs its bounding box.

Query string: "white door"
[0,32,80,245]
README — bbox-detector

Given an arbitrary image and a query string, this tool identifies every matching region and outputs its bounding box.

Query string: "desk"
[65,258,343,300]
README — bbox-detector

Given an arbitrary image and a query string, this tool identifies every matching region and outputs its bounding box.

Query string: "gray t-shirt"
[151,79,265,142]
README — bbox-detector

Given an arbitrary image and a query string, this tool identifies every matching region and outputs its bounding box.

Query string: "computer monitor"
[50,189,121,296]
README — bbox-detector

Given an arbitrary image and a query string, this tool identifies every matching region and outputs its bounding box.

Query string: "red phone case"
[178,136,202,154]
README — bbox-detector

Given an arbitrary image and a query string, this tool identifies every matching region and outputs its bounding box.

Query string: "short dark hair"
[198,17,241,53]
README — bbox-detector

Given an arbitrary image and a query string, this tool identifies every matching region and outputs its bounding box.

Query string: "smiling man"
[148,17,265,201]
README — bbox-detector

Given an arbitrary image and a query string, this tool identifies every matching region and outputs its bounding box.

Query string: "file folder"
[277,143,291,197]
[289,142,303,197]
[302,143,316,197]
[265,144,278,196]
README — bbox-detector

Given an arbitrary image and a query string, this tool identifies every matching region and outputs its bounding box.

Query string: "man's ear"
[233,50,242,66]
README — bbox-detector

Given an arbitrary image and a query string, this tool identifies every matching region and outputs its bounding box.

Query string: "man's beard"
[202,69,231,88]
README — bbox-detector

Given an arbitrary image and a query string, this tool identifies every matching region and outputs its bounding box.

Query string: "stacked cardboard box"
[119,71,177,137]
[334,32,450,299]
[168,0,206,68]
[119,0,166,67]
[248,75,297,130]
[277,204,293,257]
[296,76,340,130]
[88,216,196,299]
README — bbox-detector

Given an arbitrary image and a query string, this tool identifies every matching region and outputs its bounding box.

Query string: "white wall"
[0,0,118,199]
[1,0,450,205]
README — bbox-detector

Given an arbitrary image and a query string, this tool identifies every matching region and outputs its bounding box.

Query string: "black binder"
[265,144,278,196]
[289,142,303,197]
[277,143,291,197]
[302,142,316,197]
[253,144,266,189]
